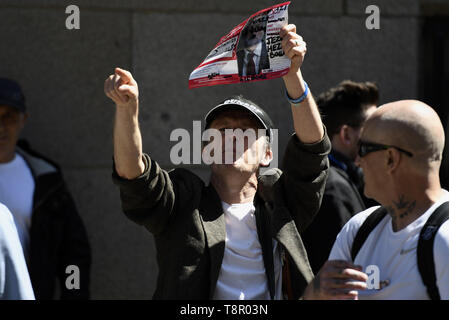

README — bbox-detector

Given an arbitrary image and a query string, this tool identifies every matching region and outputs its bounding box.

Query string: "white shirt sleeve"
[0,204,35,300]
[434,220,449,300]
[328,206,380,262]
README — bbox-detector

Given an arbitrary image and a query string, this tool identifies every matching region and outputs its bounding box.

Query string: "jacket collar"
[16,146,58,179]
[258,168,315,290]
[15,146,62,210]
[198,183,226,298]
[330,150,364,189]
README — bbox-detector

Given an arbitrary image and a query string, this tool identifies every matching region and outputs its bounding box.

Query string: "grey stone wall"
[0,0,431,299]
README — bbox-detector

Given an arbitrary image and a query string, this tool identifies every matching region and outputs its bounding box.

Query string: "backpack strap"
[351,207,388,262]
[417,201,449,300]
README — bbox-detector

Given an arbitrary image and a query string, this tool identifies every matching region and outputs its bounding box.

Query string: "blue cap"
[0,78,26,112]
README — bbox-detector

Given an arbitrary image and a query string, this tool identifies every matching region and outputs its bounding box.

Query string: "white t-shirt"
[329,190,449,299]
[0,153,35,260]
[0,203,35,299]
[213,201,283,300]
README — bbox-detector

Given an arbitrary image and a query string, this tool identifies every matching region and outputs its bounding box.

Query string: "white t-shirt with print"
[329,190,449,299]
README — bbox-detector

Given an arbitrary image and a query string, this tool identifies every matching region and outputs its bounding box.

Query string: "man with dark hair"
[302,80,378,274]
[0,78,91,299]
[106,25,331,299]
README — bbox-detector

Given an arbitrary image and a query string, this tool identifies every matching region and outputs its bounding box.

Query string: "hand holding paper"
[189,2,292,88]
[280,24,307,75]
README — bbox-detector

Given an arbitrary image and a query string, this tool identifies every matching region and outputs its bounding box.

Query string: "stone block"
[64,168,157,299]
[0,7,131,168]
[288,15,419,105]
[1,0,343,15]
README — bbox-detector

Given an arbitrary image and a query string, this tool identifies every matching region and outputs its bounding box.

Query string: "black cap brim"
[0,99,26,113]
[204,97,274,141]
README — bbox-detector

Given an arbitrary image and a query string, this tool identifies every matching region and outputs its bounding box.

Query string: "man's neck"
[329,149,351,169]
[329,137,354,162]
[210,170,258,204]
[0,150,16,164]
[386,185,444,232]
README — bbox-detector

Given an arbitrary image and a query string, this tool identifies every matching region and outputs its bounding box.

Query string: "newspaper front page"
[189,2,291,89]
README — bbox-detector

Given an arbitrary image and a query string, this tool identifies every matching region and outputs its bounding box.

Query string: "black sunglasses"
[358,141,414,158]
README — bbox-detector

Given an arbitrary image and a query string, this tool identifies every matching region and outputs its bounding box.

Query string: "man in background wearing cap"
[107,24,330,299]
[0,78,91,299]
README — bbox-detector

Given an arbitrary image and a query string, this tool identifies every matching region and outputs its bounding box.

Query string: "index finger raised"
[115,67,133,84]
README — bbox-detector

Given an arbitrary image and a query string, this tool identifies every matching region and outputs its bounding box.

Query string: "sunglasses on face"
[358,141,414,158]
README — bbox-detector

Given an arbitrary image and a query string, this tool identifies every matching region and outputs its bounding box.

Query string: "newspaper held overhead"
[188,2,291,89]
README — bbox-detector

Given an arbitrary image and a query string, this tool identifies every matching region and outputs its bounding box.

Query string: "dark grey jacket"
[302,165,366,274]
[112,133,330,299]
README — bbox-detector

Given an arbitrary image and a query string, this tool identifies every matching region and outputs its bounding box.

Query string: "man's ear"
[386,148,401,174]
[338,125,352,146]
[340,125,362,149]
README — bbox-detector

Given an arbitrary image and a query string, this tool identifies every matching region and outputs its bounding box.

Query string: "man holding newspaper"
[105,23,330,299]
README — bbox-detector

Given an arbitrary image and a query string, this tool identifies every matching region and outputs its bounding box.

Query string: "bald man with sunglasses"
[302,100,449,300]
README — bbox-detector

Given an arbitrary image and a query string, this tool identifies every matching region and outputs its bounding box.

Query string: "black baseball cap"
[204,95,275,141]
[0,78,26,112]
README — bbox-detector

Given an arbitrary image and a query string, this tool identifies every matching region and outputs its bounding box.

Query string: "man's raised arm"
[281,24,324,144]
[276,25,330,233]
[104,67,145,179]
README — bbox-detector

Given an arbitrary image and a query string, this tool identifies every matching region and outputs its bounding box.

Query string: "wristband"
[286,81,309,106]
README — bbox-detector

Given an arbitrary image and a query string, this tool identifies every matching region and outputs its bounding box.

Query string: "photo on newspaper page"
[189,2,291,89]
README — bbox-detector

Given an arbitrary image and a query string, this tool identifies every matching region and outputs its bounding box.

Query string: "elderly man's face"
[0,105,27,162]
[207,110,271,174]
